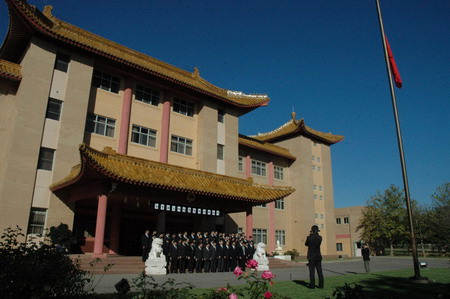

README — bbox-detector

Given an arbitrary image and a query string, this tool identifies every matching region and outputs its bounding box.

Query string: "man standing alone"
[141,229,151,262]
[362,244,371,273]
[305,225,324,289]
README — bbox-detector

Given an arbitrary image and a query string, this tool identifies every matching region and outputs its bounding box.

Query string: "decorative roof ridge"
[6,0,269,107]
[82,144,292,191]
[0,58,22,81]
[248,118,297,138]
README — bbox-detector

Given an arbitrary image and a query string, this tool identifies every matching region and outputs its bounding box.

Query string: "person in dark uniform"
[305,225,324,289]
[194,242,203,273]
[169,240,179,273]
[186,241,195,273]
[223,240,230,272]
[237,240,247,269]
[210,240,218,272]
[229,240,238,270]
[216,239,225,272]
[178,239,187,273]
[362,244,371,273]
[202,242,212,272]
[141,229,151,262]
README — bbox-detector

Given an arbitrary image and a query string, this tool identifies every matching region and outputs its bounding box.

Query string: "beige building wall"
[335,206,364,257]
[0,37,56,233]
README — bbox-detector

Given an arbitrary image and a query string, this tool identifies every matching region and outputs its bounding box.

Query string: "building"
[0,0,343,257]
[334,206,364,257]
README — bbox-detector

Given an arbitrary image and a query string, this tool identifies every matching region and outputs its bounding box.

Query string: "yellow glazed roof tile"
[4,0,269,107]
[238,135,296,161]
[0,59,21,81]
[50,144,295,204]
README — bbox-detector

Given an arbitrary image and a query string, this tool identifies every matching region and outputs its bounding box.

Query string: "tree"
[429,182,450,253]
[357,185,408,255]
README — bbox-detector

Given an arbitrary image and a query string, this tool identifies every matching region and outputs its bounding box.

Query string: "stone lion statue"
[253,242,269,270]
[149,238,165,259]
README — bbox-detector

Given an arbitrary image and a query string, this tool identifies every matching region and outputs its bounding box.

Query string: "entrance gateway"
[51,144,294,257]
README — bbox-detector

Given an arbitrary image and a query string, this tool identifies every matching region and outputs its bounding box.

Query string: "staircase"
[72,255,299,274]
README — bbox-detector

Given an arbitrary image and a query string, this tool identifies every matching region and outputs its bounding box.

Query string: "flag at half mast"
[385,37,403,88]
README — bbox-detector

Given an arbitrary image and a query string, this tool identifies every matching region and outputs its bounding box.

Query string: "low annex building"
[0,0,344,257]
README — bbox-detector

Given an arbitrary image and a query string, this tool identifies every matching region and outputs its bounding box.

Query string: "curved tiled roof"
[50,144,294,204]
[2,0,269,108]
[238,135,296,161]
[251,113,344,145]
[0,59,21,81]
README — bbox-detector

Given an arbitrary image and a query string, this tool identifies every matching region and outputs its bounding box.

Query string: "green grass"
[190,268,450,298]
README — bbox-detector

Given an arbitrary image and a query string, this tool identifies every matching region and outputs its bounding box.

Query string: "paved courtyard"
[92,257,449,294]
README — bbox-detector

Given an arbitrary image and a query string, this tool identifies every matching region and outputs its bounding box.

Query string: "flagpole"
[375,0,423,280]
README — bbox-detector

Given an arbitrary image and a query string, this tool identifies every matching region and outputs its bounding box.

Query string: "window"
[315,213,318,218]
[336,243,343,252]
[321,224,324,229]
[218,109,225,123]
[86,114,116,137]
[320,195,323,200]
[28,208,47,235]
[344,217,349,224]
[171,135,192,155]
[274,166,284,180]
[54,53,70,72]
[92,70,120,93]
[258,204,267,208]
[320,214,324,219]
[318,166,321,171]
[131,125,156,147]
[313,142,318,146]
[217,144,224,160]
[238,227,243,233]
[252,229,267,244]
[312,165,316,170]
[319,185,323,191]
[313,184,317,190]
[45,98,62,121]
[275,230,286,246]
[173,97,194,116]
[317,157,321,162]
[275,199,284,210]
[135,85,160,106]
[238,156,244,171]
[37,147,55,171]
[312,156,315,161]
[314,194,317,200]
[251,160,266,176]
[336,218,342,224]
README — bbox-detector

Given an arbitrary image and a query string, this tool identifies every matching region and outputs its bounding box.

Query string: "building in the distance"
[0,0,343,257]
[334,206,364,257]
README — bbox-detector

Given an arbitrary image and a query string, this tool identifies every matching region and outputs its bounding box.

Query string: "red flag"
[385,37,402,88]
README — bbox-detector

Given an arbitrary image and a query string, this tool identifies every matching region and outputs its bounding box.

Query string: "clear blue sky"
[1,0,448,208]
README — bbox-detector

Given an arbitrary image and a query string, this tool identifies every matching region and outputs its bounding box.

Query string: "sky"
[1,0,448,208]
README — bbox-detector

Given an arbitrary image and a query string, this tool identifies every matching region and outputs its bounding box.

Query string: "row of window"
[314,194,324,200]
[315,213,325,219]
[313,185,323,191]
[312,165,321,171]
[257,199,285,210]
[238,157,284,180]
[253,229,286,246]
[336,217,349,224]
[312,156,321,162]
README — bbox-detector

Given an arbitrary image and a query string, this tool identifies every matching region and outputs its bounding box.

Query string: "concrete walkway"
[91,257,449,294]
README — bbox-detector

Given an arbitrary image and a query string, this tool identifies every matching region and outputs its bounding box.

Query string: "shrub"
[47,223,76,252]
[131,272,196,299]
[284,248,299,258]
[0,226,92,298]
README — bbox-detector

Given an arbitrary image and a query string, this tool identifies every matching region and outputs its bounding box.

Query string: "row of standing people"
[142,230,256,273]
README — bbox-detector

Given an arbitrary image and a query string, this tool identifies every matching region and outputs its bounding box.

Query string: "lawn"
[190,268,450,298]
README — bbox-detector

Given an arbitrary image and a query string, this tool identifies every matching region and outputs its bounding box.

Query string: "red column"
[268,162,275,253]
[245,155,251,178]
[93,194,108,258]
[118,79,133,155]
[246,207,253,240]
[108,201,121,254]
[160,98,171,163]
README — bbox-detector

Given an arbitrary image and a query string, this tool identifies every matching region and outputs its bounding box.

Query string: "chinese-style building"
[0,0,343,257]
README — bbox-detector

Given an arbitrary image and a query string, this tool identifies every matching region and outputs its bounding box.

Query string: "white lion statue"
[145,238,167,275]
[253,242,269,271]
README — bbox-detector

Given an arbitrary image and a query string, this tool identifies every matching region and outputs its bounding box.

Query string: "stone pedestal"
[145,257,167,275]
[274,255,291,261]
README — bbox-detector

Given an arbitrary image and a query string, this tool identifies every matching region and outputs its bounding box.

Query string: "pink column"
[246,208,253,240]
[159,98,171,163]
[268,162,275,253]
[118,79,133,155]
[93,194,108,258]
[108,201,121,254]
[245,155,251,178]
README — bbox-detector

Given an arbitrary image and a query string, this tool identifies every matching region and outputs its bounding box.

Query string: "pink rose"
[233,266,243,277]
[216,287,228,293]
[246,259,258,269]
[229,293,238,299]
[261,270,276,280]
[264,292,273,298]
